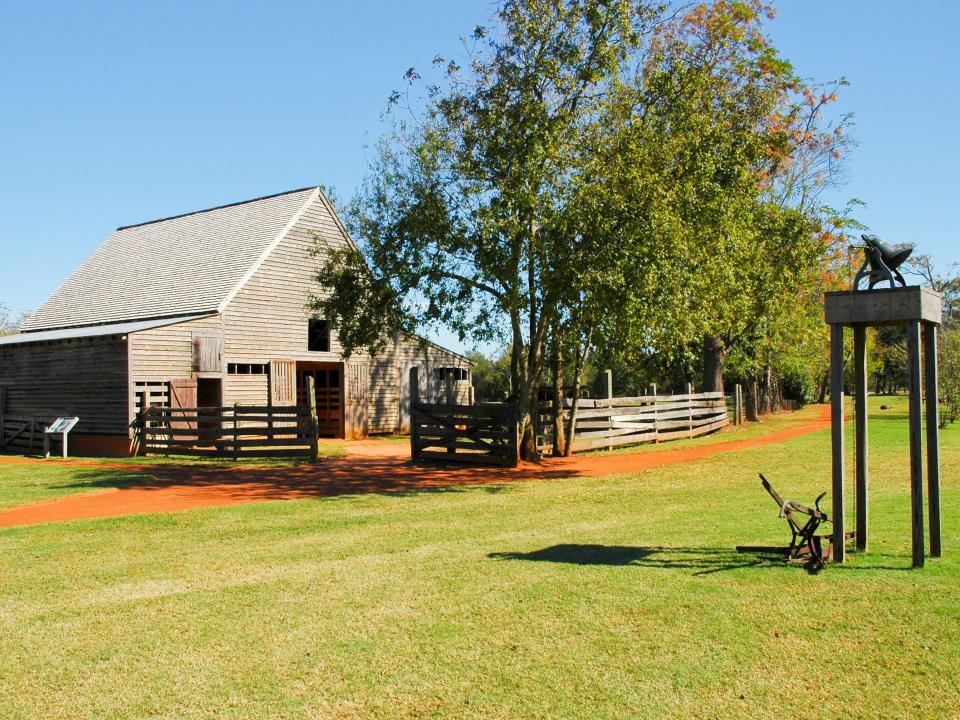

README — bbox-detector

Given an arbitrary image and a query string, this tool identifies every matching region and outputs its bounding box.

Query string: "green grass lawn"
[0,397,957,719]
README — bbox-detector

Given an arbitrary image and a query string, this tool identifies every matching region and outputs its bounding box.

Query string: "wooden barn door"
[168,378,197,431]
[344,362,369,440]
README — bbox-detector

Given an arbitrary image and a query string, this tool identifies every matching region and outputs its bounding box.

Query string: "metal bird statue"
[852,235,913,291]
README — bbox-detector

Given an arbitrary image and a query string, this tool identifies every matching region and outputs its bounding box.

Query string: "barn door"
[344,362,369,439]
[169,378,197,431]
[398,362,419,435]
[269,360,297,406]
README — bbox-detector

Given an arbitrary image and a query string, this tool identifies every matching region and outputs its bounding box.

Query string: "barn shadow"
[488,544,787,575]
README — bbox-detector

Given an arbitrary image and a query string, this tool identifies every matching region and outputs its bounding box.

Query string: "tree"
[0,303,24,336]
[315,0,661,459]
[467,349,513,401]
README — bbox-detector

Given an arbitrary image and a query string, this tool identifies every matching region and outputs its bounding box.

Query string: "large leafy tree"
[315,0,853,457]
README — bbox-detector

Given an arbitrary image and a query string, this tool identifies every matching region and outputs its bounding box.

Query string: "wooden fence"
[407,367,519,467]
[0,415,60,456]
[538,390,729,453]
[135,404,317,459]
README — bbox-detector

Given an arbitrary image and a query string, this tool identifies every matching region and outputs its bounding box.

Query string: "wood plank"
[854,323,869,552]
[924,322,942,557]
[907,320,925,567]
[830,323,847,564]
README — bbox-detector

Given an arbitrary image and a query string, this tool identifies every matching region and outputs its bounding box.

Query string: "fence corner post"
[605,369,613,451]
[409,367,420,462]
[650,384,659,443]
[686,382,694,434]
[306,375,319,463]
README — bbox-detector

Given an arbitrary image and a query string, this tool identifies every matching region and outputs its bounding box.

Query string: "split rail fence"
[537,390,729,453]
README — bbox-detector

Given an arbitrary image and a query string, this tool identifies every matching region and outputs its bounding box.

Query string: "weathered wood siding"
[369,334,472,434]
[0,335,129,435]
[221,193,352,364]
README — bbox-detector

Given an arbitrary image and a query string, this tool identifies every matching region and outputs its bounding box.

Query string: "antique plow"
[737,474,852,571]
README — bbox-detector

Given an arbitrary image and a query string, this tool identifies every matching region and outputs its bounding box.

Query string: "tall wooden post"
[605,369,613,451]
[854,324,869,552]
[924,323,942,557]
[686,382,693,433]
[409,367,420,459]
[906,321,925,568]
[734,384,742,426]
[232,402,240,462]
[649,383,658,443]
[306,375,319,463]
[830,323,846,563]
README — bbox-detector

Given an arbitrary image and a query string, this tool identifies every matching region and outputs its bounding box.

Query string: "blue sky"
[1,1,957,354]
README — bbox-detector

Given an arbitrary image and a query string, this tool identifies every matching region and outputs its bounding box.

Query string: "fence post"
[686,382,693,435]
[306,375,319,463]
[605,369,613,451]
[650,384,658,443]
[232,402,240,461]
[409,367,420,461]
[469,385,475,406]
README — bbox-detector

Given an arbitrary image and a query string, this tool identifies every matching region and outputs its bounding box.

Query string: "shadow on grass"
[488,544,788,576]
[43,461,534,503]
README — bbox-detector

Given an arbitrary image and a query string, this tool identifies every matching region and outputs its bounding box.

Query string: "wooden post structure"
[924,323,942,557]
[232,402,240,462]
[830,323,846,564]
[825,286,943,567]
[733,384,742,426]
[306,375,319,463]
[906,321,925,567]
[854,324,869,552]
[409,367,420,459]
[686,382,694,433]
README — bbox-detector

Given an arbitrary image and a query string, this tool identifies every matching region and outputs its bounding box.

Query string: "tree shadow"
[488,544,789,575]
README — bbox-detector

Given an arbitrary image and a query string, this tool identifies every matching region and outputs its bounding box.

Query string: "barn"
[0,187,472,455]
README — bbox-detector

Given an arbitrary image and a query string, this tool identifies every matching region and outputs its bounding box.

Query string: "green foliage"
[939,326,960,427]
[466,349,513,401]
[0,303,25,336]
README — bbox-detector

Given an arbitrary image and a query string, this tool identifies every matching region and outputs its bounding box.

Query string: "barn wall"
[0,335,129,436]
[368,334,472,435]
[221,192,361,364]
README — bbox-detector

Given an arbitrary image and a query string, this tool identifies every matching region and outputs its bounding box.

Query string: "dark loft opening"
[308,319,330,352]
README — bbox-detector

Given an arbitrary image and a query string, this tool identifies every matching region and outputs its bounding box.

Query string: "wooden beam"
[306,376,319,464]
[830,323,846,563]
[409,367,420,461]
[854,324,869,552]
[906,320,925,568]
[924,322,942,557]
[606,370,613,451]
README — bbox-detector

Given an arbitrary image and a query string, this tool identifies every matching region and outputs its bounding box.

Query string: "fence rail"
[411,401,519,467]
[0,415,60,455]
[538,391,729,453]
[135,405,317,458]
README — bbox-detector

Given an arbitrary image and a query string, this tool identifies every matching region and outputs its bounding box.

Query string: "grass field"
[0,397,957,719]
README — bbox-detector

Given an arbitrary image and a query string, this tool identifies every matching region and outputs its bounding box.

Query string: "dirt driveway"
[0,406,830,528]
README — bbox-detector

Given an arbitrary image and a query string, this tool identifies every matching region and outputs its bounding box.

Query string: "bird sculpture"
[852,235,913,291]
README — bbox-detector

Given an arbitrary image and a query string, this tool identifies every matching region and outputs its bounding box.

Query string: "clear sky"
[1,1,957,355]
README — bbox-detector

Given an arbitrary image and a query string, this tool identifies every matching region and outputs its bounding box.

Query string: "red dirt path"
[0,406,830,529]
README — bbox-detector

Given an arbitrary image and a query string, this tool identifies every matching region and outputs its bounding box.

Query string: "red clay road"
[0,406,831,529]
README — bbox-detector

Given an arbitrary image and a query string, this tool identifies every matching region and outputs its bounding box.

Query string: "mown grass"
[0,396,957,719]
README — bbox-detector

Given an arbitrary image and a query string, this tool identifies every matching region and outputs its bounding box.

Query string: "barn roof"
[21,187,321,333]
[0,314,215,346]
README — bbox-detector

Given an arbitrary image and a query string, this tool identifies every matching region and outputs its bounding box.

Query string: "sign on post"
[44,417,79,459]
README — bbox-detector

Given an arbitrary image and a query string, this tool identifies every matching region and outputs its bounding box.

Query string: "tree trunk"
[551,336,567,457]
[702,335,727,394]
[817,370,829,404]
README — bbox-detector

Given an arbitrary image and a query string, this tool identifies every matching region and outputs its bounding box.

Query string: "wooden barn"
[0,187,471,455]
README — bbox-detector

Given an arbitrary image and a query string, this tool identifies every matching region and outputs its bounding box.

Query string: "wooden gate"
[344,362,369,439]
[411,401,519,467]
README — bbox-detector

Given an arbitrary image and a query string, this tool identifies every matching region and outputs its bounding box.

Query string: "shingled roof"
[21,187,321,332]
